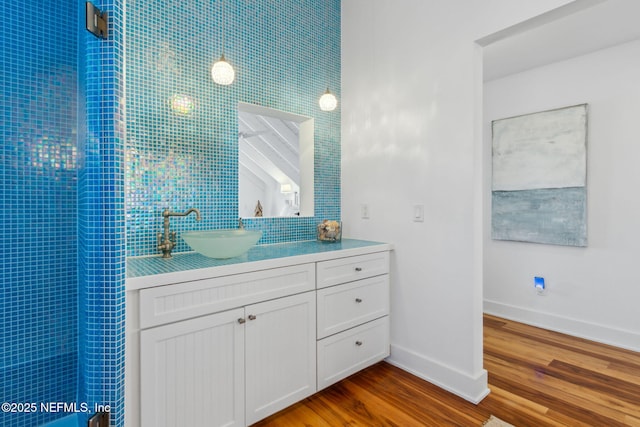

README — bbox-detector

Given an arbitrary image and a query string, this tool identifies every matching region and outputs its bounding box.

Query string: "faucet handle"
[169,231,176,243]
[238,217,244,229]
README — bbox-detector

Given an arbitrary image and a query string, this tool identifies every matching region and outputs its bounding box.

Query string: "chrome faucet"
[157,208,201,258]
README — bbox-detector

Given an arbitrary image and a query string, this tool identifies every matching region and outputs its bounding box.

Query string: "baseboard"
[386,345,490,404]
[484,299,640,352]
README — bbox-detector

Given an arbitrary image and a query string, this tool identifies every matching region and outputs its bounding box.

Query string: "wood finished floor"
[252,314,640,426]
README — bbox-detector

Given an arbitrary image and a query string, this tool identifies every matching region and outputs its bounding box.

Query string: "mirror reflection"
[238,102,314,217]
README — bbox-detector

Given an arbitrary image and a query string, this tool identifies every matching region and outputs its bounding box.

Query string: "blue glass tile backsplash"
[0,0,78,425]
[125,0,341,257]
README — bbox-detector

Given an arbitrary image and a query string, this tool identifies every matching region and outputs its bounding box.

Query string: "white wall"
[483,39,640,352]
[341,0,576,403]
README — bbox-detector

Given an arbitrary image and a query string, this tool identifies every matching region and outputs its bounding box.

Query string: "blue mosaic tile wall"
[78,0,126,425]
[0,0,78,426]
[125,0,342,257]
[2,1,340,426]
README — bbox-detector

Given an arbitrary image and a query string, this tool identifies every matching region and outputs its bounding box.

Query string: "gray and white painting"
[492,104,588,247]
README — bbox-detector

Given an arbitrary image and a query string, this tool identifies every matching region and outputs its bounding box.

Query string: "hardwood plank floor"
[252,314,640,426]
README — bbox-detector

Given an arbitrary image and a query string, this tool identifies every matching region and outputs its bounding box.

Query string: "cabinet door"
[140,308,245,427]
[245,291,317,425]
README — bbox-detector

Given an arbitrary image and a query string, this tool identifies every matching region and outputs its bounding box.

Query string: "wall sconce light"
[212,0,235,85]
[319,88,338,111]
[280,183,293,193]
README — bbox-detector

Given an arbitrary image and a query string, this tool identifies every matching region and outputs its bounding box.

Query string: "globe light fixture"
[212,0,235,86]
[319,88,338,111]
[211,54,235,85]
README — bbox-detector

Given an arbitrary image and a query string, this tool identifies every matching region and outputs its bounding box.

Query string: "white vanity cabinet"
[133,263,316,427]
[126,241,392,427]
[316,251,391,390]
[140,291,316,427]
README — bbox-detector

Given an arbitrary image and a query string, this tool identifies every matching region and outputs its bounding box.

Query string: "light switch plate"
[413,204,424,222]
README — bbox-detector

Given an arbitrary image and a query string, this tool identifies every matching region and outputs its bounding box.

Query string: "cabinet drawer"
[139,263,315,329]
[317,316,389,390]
[317,275,389,339]
[316,251,389,289]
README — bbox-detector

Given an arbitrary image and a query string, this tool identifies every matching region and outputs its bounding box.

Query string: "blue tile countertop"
[127,239,392,290]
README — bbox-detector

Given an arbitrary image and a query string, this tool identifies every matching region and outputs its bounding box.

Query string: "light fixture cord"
[325,3,329,89]
[221,0,226,56]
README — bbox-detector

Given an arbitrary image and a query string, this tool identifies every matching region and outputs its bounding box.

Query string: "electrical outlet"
[534,276,546,295]
[361,204,370,219]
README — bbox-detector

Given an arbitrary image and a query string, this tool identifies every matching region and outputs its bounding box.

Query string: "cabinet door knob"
[355,340,363,346]
[355,298,363,303]
[248,314,257,321]
[237,318,246,324]
[355,267,363,272]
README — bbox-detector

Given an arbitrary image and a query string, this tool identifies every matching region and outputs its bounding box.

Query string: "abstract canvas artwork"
[491,104,588,247]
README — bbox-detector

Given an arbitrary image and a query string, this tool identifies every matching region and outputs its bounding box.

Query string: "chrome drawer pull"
[355,341,363,346]
[355,298,363,303]
[355,267,363,272]
[237,318,246,324]
[248,314,257,321]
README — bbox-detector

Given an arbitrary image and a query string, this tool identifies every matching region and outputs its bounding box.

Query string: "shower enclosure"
[1,0,125,426]
[2,0,340,425]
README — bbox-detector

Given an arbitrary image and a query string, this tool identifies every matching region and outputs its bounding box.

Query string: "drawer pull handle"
[237,318,246,324]
[248,314,257,321]
[355,341,363,346]
[355,267,363,272]
[355,298,363,303]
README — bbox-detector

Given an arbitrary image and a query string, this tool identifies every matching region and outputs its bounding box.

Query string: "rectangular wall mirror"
[238,102,314,218]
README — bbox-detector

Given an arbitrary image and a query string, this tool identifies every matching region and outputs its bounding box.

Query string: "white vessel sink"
[182,229,262,259]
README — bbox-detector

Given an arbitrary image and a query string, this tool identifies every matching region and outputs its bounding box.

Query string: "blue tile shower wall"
[78,0,126,425]
[125,0,341,257]
[0,0,78,426]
